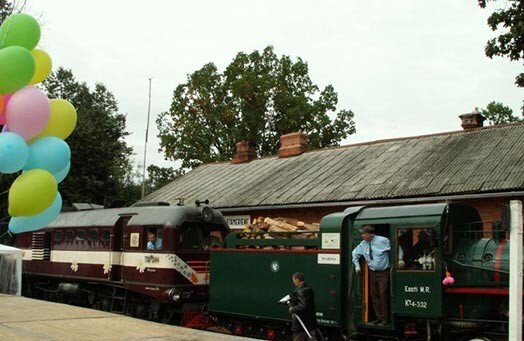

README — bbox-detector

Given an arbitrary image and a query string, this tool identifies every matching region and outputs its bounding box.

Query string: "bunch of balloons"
[0,14,77,234]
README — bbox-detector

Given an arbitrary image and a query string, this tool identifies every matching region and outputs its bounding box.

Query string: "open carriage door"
[110,215,131,282]
[391,206,445,322]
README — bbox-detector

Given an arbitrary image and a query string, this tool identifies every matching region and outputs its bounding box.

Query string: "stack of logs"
[242,217,320,240]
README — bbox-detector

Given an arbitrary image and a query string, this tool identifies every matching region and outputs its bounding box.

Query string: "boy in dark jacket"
[289,272,318,341]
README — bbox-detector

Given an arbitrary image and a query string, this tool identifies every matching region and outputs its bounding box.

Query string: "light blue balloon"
[8,192,62,234]
[0,132,28,174]
[25,137,71,174]
[53,161,70,184]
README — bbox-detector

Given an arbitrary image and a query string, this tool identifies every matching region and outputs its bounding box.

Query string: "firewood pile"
[242,217,320,240]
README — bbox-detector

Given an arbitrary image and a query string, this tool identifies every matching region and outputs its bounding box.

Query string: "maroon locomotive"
[15,201,229,322]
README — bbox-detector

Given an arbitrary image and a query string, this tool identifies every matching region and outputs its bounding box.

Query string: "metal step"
[110,287,127,314]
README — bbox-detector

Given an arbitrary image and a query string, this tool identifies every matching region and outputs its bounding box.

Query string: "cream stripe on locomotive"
[21,249,208,285]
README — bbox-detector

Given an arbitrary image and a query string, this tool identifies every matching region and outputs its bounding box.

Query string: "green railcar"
[209,203,514,340]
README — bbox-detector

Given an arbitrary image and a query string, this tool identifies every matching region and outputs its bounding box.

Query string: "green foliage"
[146,165,181,192]
[480,101,523,125]
[42,68,137,207]
[0,0,12,23]
[478,0,524,87]
[157,46,356,170]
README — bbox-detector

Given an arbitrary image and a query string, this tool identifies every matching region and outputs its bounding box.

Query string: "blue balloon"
[8,192,62,234]
[0,131,28,173]
[53,161,70,184]
[25,137,71,174]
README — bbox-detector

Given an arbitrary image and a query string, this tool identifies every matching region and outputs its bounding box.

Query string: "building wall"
[222,196,524,231]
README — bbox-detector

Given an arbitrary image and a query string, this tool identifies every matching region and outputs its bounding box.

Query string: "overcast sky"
[25,1,523,173]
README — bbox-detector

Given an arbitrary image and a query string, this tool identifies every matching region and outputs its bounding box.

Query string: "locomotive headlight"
[166,288,182,302]
[200,206,213,222]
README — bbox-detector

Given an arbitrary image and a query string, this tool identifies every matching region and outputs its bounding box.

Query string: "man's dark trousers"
[369,269,389,323]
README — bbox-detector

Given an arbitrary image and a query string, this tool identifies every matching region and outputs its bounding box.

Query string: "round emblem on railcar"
[270,261,280,273]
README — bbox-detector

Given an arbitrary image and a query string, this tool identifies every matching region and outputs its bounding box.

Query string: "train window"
[101,229,111,242]
[396,227,437,271]
[181,226,200,250]
[54,230,63,242]
[88,229,98,242]
[145,228,162,250]
[65,230,74,242]
[76,230,86,241]
[203,230,224,250]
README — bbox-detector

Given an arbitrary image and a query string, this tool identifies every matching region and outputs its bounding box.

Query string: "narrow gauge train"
[15,202,229,321]
[209,203,515,341]
[15,202,517,340]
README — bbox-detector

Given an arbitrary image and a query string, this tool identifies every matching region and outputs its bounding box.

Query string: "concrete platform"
[0,294,257,341]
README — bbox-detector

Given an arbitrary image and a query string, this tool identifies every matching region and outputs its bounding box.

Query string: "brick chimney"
[459,109,485,130]
[232,140,256,164]
[279,132,307,158]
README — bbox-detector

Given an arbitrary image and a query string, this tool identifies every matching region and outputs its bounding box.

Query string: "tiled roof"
[143,123,524,209]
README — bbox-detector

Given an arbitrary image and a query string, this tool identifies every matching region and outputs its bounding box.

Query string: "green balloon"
[0,46,35,94]
[8,169,57,217]
[0,13,41,50]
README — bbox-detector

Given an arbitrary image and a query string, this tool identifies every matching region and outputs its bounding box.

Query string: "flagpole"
[141,77,152,199]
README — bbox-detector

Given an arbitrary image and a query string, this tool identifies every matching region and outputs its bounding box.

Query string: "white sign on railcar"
[224,215,251,230]
[318,254,340,265]
[322,233,340,249]
[130,233,140,247]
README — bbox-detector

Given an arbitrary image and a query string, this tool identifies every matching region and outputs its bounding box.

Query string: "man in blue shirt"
[147,230,162,250]
[352,225,391,326]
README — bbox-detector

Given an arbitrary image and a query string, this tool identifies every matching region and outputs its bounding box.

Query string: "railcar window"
[181,227,200,250]
[145,228,163,250]
[101,229,111,242]
[76,230,86,241]
[396,227,437,271]
[204,230,224,249]
[54,230,63,242]
[88,229,98,242]
[65,230,74,242]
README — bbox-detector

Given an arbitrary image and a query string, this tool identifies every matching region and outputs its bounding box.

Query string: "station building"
[142,112,524,230]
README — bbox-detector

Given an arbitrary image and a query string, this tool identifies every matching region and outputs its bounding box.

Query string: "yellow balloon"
[33,99,77,140]
[8,169,57,217]
[29,49,52,84]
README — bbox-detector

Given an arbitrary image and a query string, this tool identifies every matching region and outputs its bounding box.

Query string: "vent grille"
[31,232,51,261]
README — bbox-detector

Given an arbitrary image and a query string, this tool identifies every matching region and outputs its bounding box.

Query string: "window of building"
[396,227,437,271]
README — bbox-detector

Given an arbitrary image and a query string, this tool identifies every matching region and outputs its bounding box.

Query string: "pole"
[292,313,313,339]
[141,78,152,199]
[509,200,523,341]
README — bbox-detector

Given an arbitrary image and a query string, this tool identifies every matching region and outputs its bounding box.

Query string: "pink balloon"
[0,114,4,125]
[6,86,50,140]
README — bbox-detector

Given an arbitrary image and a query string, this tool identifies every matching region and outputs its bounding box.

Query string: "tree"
[43,68,137,207]
[0,0,13,22]
[479,101,523,125]
[478,0,524,87]
[146,165,181,192]
[157,46,356,171]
